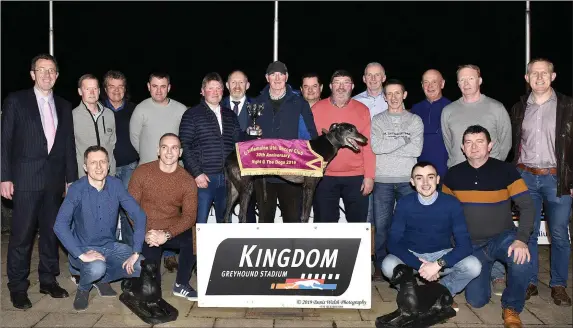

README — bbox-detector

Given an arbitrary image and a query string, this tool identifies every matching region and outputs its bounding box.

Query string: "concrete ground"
[1,235,571,328]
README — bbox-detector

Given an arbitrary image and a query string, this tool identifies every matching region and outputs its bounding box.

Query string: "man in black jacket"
[179,72,241,224]
[510,58,573,307]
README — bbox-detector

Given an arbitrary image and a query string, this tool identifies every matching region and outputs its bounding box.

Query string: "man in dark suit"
[222,70,257,223]
[1,54,78,309]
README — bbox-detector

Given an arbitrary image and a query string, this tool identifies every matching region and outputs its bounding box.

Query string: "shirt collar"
[105,98,125,111]
[33,87,54,103]
[418,191,439,205]
[527,89,557,106]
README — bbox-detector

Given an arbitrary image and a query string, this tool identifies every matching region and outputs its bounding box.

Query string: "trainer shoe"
[492,278,506,296]
[173,283,198,301]
[93,282,117,297]
[73,289,90,311]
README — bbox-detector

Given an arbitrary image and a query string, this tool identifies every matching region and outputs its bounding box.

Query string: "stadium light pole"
[273,1,278,61]
[49,1,54,56]
[525,1,531,71]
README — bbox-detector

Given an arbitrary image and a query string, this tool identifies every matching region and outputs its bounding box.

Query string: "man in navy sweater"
[382,162,481,310]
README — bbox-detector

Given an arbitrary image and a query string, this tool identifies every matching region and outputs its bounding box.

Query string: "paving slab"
[213,318,273,327]
[470,301,543,325]
[275,320,333,327]
[302,308,362,321]
[451,303,483,324]
[358,299,396,321]
[0,310,48,328]
[92,314,151,327]
[34,312,101,327]
[1,292,45,311]
[154,317,215,328]
[246,307,305,320]
[524,300,573,325]
[335,320,377,327]
[189,306,247,318]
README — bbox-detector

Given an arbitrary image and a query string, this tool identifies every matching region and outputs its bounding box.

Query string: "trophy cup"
[246,103,264,136]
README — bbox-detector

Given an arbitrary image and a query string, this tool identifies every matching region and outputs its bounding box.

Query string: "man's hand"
[145,230,168,247]
[1,181,14,200]
[508,240,530,264]
[122,253,140,275]
[195,174,210,189]
[418,258,442,282]
[79,250,105,262]
[361,178,374,196]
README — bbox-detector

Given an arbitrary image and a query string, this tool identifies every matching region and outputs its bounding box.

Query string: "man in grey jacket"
[72,74,116,177]
[370,79,423,279]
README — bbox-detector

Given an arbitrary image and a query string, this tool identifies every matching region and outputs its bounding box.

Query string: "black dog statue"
[119,260,178,325]
[224,122,368,223]
[375,264,456,328]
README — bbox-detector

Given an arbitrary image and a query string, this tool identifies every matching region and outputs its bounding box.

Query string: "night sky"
[2,1,572,111]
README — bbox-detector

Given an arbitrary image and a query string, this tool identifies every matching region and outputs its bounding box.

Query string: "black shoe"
[73,289,90,311]
[93,282,117,297]
[10,292,32,310]
[40,282,69,298]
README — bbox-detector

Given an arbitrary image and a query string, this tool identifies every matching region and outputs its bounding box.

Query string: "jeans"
[142,228,195,288]
[115,161,138,246]
[313,176,369,223]
[519,169,572,287]
[68,242,142,291]
[366,194,373,224]
[197,173,226,224]
[465,228,532,313]
[381,249,482,296]
[372,182,415,268]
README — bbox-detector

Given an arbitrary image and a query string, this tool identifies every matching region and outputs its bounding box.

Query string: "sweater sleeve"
[441,198,473,267]
[179,110,202,177]
[441,106,454,165]
[387,199,423,269]
[165,174,198,237]
[389,114,424,157]
[507,169,535,243]
[53,186,83,258]
[129,104,144,152]
[361,114,376,179]
[300,101,318,138]
[370,115,407,154]
[494,103,512,161]
[127,166,144,205]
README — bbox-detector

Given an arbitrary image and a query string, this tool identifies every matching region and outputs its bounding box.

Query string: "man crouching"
[54,146,147,311]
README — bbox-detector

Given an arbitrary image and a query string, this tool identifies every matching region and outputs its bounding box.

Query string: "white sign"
[196,223,371,309]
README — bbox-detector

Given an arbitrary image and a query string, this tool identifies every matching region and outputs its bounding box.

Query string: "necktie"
[232,101,240,115]
[43,99,56,153]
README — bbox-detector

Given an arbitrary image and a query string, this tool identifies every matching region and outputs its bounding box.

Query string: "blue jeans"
[372,182,415,268]
[465,228,532,313]
[68,242,142,291]
[366,194,373,224]
[115,161,138,246]
[519,169,572,287]
[381,249,482,296]
[197,173,226,224]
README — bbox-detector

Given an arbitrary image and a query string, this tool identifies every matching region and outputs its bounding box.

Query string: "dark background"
[2,1,572,110]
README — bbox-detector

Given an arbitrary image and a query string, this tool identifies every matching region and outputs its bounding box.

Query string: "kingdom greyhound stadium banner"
[206,202,563,245]
[196,223,371,309]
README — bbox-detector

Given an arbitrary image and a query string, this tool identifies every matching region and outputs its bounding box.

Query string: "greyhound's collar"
[325,132,339,148]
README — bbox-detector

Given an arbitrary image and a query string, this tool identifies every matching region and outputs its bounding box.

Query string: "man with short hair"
[222,70,257,223]
[254,61,318,223]
[180,73,241,224]
[442,125,534,328]
[411,69,451,179]
[370,79,423,280]
[101,70,139,247]
[311,70,375,223]
[510,58,573,306]
[128,133,198,300]
[129,72,186,269]
[2,54,77,309]
[54,146,146,311]
[300,73,323,108]
[383,162,481,311]
[72,74,117,178]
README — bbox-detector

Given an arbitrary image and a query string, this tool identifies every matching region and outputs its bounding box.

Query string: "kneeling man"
[128,133,198,301]
[382,162,481,311]
[54,146,147,311]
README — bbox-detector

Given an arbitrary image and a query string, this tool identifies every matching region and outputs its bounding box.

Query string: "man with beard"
[311,70,375,224]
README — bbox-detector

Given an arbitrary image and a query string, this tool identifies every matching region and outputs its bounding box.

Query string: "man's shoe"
[39,282,69,298]
[551,286,572,306]
[173,283,198,301]
[73,289,90,311]
[10,292,32,310]
[164,255,178,272]
[502,308,523,328]
[525,284,538,300]
[93,282,117,297]
[492,278,506,296]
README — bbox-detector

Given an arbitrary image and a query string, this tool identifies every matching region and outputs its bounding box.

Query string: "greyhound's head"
[390,264,416,286]
[321,123,367,152]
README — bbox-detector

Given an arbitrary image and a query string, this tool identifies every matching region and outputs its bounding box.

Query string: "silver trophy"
[246,103,264,136]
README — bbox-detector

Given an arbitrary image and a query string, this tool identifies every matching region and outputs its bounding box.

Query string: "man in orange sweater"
[311,70,376,223]
[128,133,198,301]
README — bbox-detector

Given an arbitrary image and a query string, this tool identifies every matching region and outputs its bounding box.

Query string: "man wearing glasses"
[1,54,78,309]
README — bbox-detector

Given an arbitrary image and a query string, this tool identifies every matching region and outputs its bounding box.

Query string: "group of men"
[1,53,571,328]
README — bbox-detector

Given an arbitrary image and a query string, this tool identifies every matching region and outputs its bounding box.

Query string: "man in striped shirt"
[442,125,534,328]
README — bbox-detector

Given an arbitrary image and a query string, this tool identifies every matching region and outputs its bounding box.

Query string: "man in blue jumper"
[382,161,481,310]
[411,69,451,180]
[54,146,147,311]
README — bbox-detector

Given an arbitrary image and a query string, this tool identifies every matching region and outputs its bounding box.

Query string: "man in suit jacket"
[222,70,257,223]
[180,72,241,225]
[1,54,78,309]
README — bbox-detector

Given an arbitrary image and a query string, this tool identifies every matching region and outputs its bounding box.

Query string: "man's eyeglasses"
[34,68,57,75]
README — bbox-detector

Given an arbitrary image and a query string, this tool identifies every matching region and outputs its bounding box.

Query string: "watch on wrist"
[164,231,172,240]
[437,258,446,267]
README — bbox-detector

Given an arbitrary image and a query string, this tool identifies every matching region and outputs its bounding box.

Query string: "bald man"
[411,69,451,179]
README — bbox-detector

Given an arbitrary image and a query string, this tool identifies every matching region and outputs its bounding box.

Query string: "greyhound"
[375,264,456,328]
[223,123,367,223]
